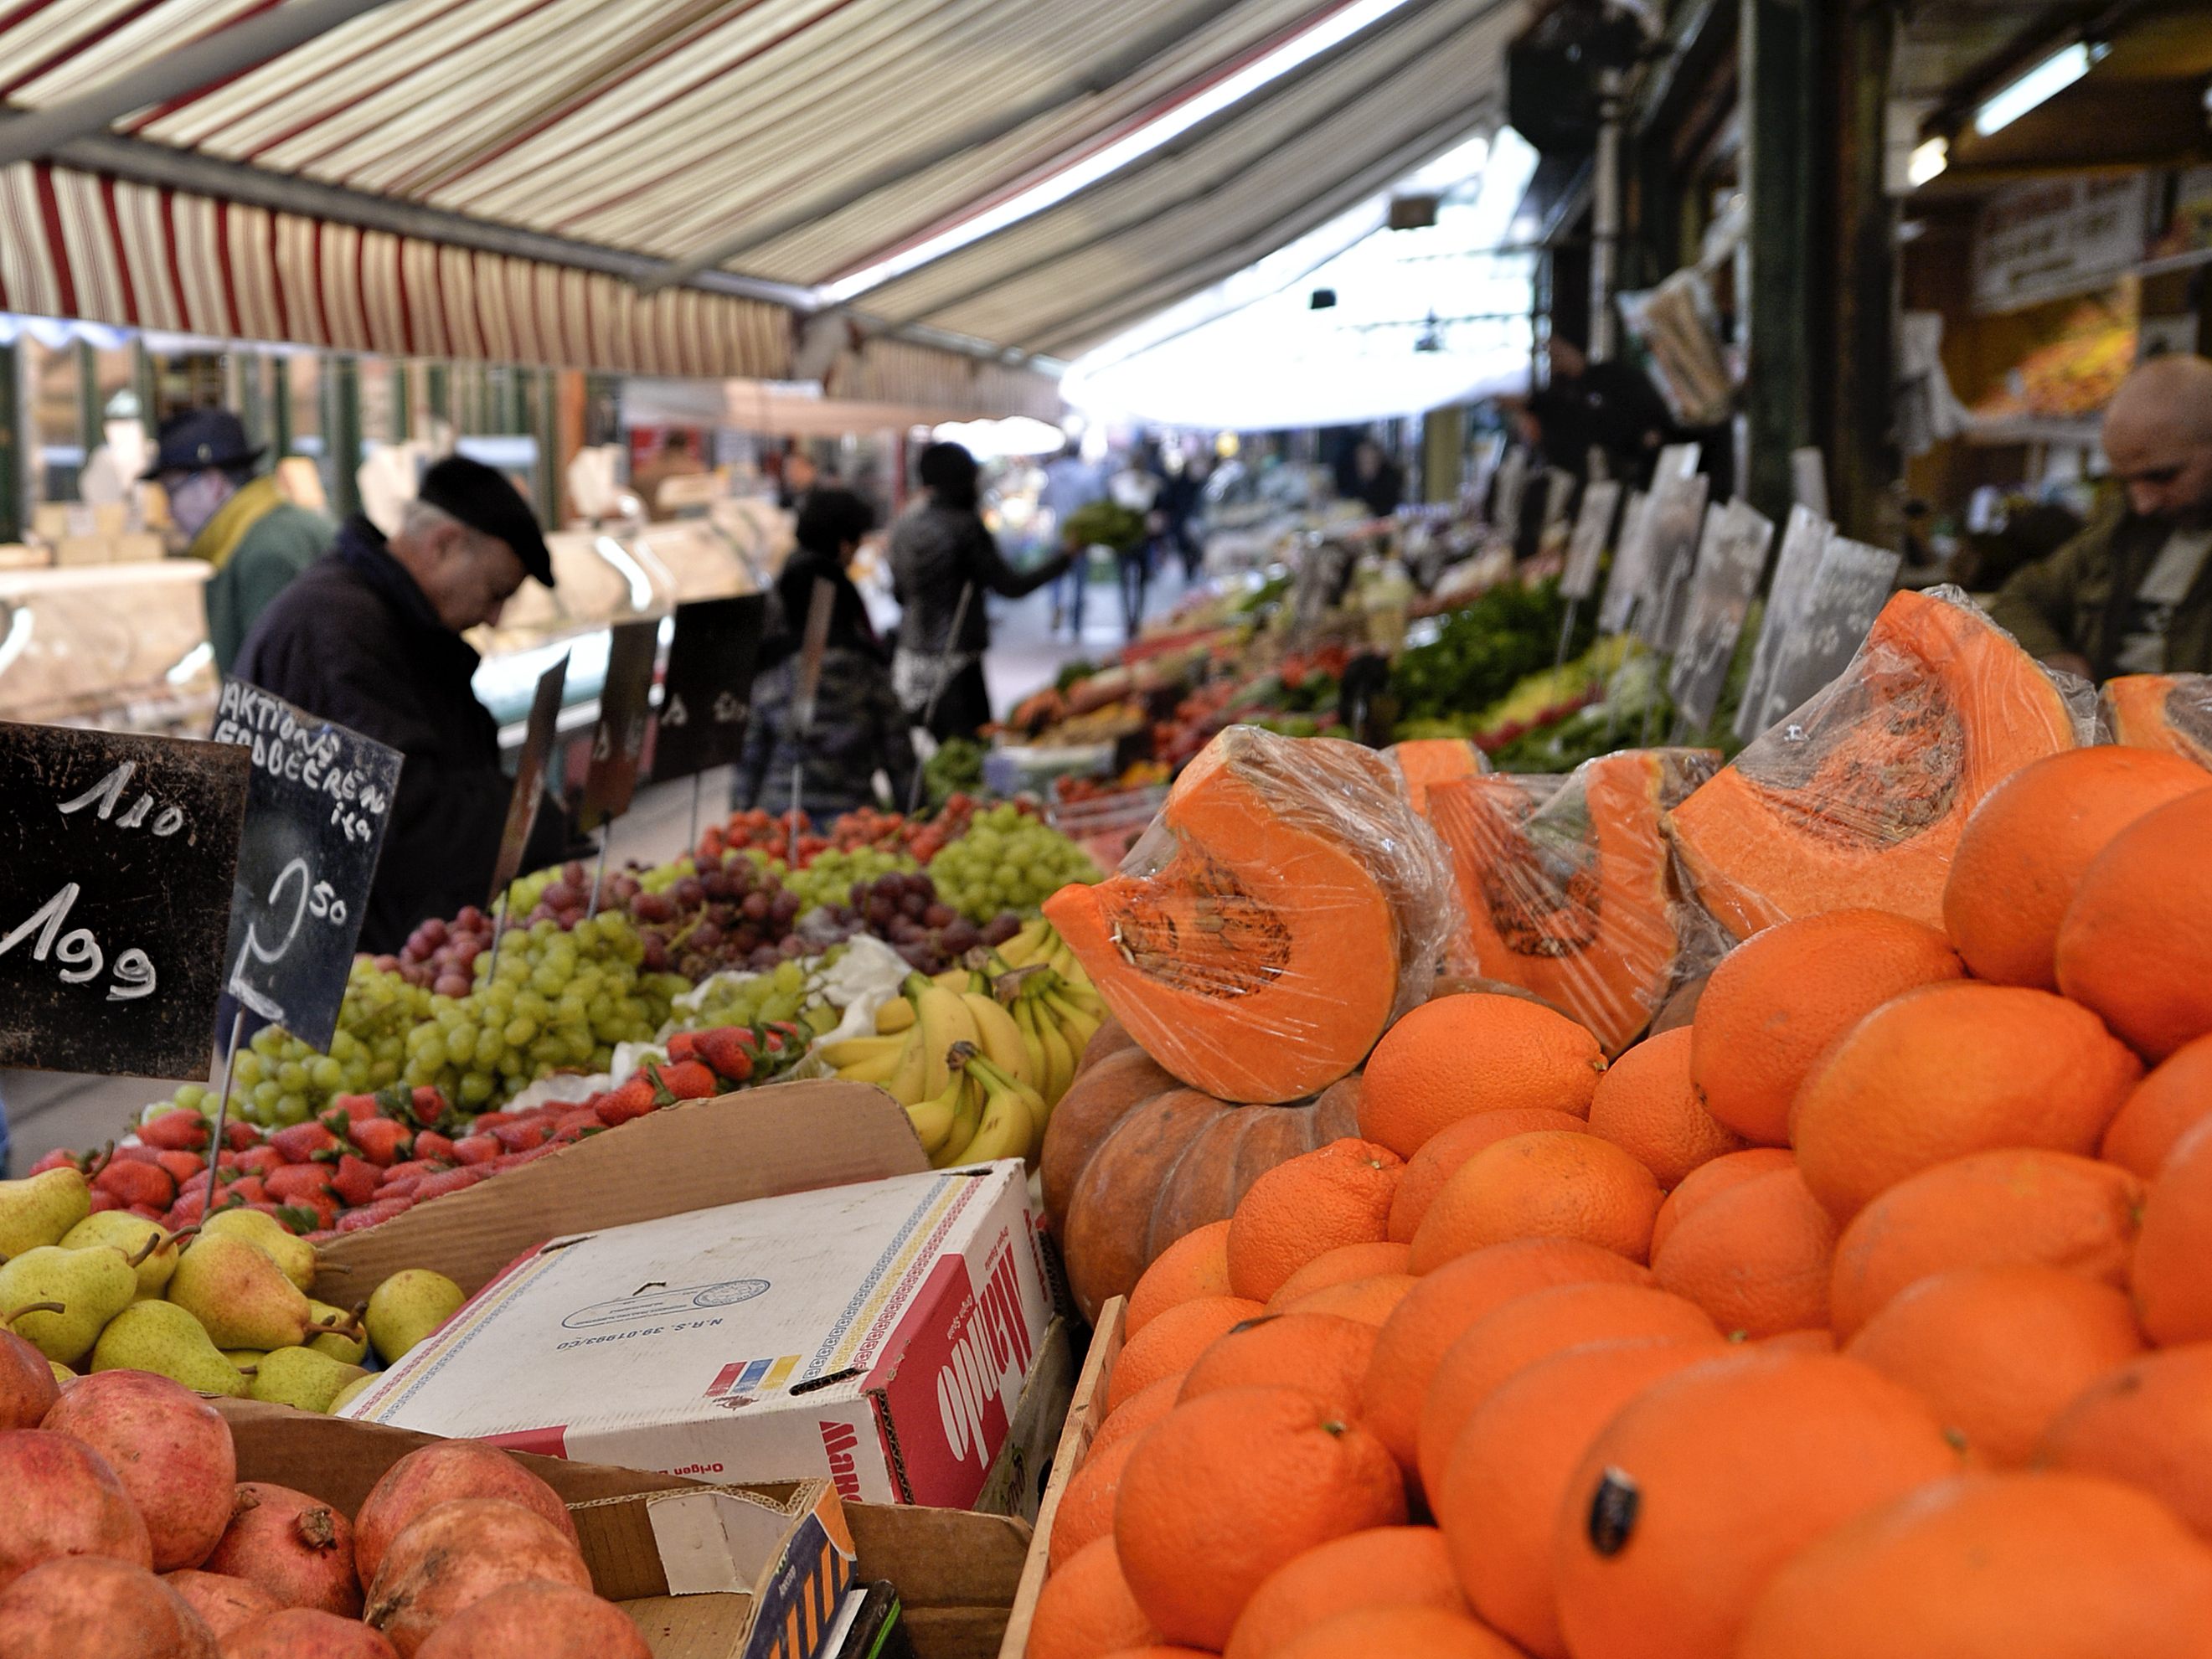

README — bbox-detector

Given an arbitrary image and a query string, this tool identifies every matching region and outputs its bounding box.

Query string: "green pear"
[327,1373,374,1414]
[199,1208,316,1292]
[0,1169,90,1259]
[0,1244,138,1364]
[364,1269,466,1364]
[248,1346,364,1413]
[60,1213,182,1298]
[167,1235,326,1351]
[90,1300,249,1397]
[305,1301,367,1364]
[221,1348,266,1371]
[46,1360,71,1386]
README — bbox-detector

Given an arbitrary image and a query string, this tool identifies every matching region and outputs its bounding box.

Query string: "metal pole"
[198,1011,246,1223]
[1554,598,1580,670]
[1591,67,1624,361]
[688,770,704,862]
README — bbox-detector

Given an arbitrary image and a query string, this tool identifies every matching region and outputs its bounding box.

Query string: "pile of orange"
[1027,756,2212,1659]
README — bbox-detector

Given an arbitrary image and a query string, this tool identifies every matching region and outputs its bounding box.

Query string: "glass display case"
[469,529,671,729]
[632,519,763,603]
[0,561,216,730]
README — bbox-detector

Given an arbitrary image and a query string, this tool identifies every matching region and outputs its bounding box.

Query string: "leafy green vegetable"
[1063,501,1148,554]
[1390,579,1588,724]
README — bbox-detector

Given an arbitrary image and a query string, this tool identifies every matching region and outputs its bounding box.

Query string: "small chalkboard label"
[1561,480,1622,601]
[1596,488,1653,635]
[578,618,661,834]
[1635,466,1711,652]
[489,655,570,908]
[1762,537,1903,727]
[0,722,250,1079]
[652,595,766,781]
[1667,500,1775,731]
[1735,506,1834,742]
[210,680,404,1053]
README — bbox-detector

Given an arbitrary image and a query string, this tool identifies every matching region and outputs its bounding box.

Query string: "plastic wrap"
[1042,724,1458,1105]
[1384,737,1494,816]
[1426,750,1725,1055]
[1666,585,2094,939]
[2102,673,2212,769]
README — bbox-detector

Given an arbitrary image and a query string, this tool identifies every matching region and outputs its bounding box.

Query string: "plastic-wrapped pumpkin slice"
[1384,737,1492,814]
[1426,750,1720,1055]
[1667,586,2081,938]
[2103,673,2212,768]
[1045,724,1455,1105]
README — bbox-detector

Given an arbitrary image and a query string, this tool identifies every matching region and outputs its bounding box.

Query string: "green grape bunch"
[924,804,1103,923]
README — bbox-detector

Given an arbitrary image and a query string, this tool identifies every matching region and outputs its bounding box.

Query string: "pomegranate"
[200,1483,359,1616]
[0,1330,59,1430]
[219,1607,398,1657]
[353,1443,577,1588]
[0,1429,152,1591]
[415,1581,649,1658]
[161,1570,281,1640]
[44,1371,235,1570]
[364,1499,589,1657]
[0,1555,218,1658]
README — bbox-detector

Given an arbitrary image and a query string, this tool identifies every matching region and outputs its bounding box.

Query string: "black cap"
[142,409,263,480]
[418,455,553,587]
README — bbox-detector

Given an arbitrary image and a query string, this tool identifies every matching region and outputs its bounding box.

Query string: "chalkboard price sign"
[0,722,250,1079]
[489,655,569,909]
[578,618,661,833]
[211,680,404,1053]
[652,594,766,781]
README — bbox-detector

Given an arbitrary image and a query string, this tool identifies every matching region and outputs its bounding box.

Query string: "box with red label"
[340,1162,1053,1510]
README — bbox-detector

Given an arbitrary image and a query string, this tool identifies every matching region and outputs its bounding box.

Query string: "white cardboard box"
[342,1162,1053,1511]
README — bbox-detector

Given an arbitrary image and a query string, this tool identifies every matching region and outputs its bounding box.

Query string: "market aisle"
[983,559,1195,716]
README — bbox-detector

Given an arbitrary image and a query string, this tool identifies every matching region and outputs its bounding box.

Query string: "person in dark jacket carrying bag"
[889,441,1073,739]
[232,456,567,955]
[734,489,917,822]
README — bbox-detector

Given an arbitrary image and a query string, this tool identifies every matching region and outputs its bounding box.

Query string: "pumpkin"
[1424,749,1720,1055]
[1044,725,1453,1105]
[1044,1032,1364,1322]
[1384,738,1491,815]
[2103,673,2212,768]
[1666,587,2080,938]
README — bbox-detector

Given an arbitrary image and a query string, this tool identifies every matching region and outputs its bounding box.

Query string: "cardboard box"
[217,1400,854,1659]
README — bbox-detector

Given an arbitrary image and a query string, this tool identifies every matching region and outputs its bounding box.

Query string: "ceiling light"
[1907,136,1949,188]
[1973,40,2108,137]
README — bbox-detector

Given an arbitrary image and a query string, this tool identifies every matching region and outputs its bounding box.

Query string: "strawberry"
[153,1151,205,1187]
[276,1198,331,1233]
[139,1110,212,1152]
[594,1076,657,1126]
[492,1142,565,1172]
[223,1120,261,1152]
[408,1086,450,1127]
[347,1117,413,1167]
[27,1147,82,1176]
[229,1146,284,1179]
[467,1112,517,1133]
[265,1163,336,1204]
[652,1059,719,1101]
[489,1120,549,1154]
[379,1174,423,1200]
[336,1198,411,1233]
[267,1122,339,1164]
[105,1144,162,1167]
[553,1108,603,1138]
[412,1130,456,1164]
[449,1134,501,1167]
[410,1167,484,1203]
[664,1031,699,1064]
[87,1189,125,1214]
[224,1177,269,1208]
[94,1161,173,1210]
[328,1094,383,1123]
[379,1157,447,1185]
[329,1154,383,1209]
[695,1027,755,1085]
[127,1203,166,1223]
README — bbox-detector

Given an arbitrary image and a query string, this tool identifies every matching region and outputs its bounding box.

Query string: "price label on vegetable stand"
[1561,479,1622,601]
[1666,500,1775,732]
[210,680,403,1052]
[578,618,660,833]
[652,595,766,781]
[489,655,569,907]
[0,722,249,1078]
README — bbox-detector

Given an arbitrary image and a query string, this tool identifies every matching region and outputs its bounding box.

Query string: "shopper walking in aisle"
[1040,440,1103,636]
[1992,353,2212,679]
[234,456,567,954]
[1349,437,1405,518]
[1160,450,1213,580]
[1109,451,1164,641]
[149,408,333,673]
[889,441,1074,740]
[733,488,916,821]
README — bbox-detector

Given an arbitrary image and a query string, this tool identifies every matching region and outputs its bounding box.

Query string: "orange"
[1415,1280,1721,1500]
[1761,1327,1837,1353]
[1268,1605,1524,1659]
[1434,1338,1714,1658]
[1690,909,1963,1146]
[1361,1239,1654,1472]
[1127,1221,1232,1337]
[1266,1242,1410,1309]
[1736,1472,2212,1659]
[1115,1385,1405,1649]
[1942,747,2209,990]
[1828,1148,2145,1338]
[1053,1433,1142,1570]
[2133,1118,2212,1344]
[1553,1352,1962,1659]
[1649,1146,1797,1256]
[2041,1343,2212,1538]
[1028,1535,1159,1659]
[1221,1527,1465,1659]
[1792,981,2140,1221]
[1843,1265,2144,1466]
[1087,1375,1183,1468]
[1109,1297,1266,1411]
[1387,1109,1591,1244]
[1180,1313,1378,1421]
[1098,1650,1214,1658]
[1276,1273,1416,1327]
[2055,786,2212,1059]
[2102,1032,2212,1179]
[1408,1131,1662,1273]
[1358,993,1606,1158]
[1226,1140,1404,1301]
[1586,1027,1746,1188]
[1653,1166,1838,1338]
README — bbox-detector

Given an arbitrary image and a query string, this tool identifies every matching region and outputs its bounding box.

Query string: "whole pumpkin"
[1044,1023,1364,1321]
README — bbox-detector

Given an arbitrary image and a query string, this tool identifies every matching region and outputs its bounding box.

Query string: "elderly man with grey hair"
[234,456,562,952]
[1992,353,2212,680]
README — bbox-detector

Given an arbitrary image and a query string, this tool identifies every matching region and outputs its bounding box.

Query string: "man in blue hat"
[233,456,565,952]
[145,409,333,673]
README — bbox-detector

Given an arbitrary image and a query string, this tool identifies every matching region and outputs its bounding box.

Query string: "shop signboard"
[210,682,402,1052]
[488,656,568,908]
[1735,506,1834,743]
[1761,537,1903,727]
[1634,457,1710,652]
[1561,480,1622,601]
[0,723,249,1078]
[1667,500,1775,731]
[1972,174,2149,314]
[1596,489,1653,635]
[578,618,661,834]
[652,595,767,781]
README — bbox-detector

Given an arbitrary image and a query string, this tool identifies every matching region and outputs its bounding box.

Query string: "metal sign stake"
[198,1009,246,1224]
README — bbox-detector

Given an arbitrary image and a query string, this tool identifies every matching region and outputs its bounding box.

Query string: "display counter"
[0,559,216,731]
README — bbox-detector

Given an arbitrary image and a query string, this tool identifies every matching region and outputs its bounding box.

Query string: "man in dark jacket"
[889,442,1072,739]
[1991,354,2212,679]
[233,456,563,954]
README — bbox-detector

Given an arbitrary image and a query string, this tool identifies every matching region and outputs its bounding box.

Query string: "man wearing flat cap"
[147,408,333,673]
[235,456,565,952]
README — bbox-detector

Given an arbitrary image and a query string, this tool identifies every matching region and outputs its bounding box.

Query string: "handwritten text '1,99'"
[0,760,173,1000]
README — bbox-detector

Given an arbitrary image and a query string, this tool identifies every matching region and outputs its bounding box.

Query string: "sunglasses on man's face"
[2122,463,2189,488]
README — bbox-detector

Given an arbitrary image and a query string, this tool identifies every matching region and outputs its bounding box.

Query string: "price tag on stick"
[578,618,661,835]
[209,680,403,1053]
[0,722,249,1078]
[488,655,570,909]
[652,595,766,781]
[1666,501,1776,732]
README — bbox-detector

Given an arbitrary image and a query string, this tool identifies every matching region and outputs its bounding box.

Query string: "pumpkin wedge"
[1426,750,1719,1055]
[1385,737,1491,814]
[1666,587,2079,937]
[1044,725,1451,1105]
[2103,673,2212,768]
